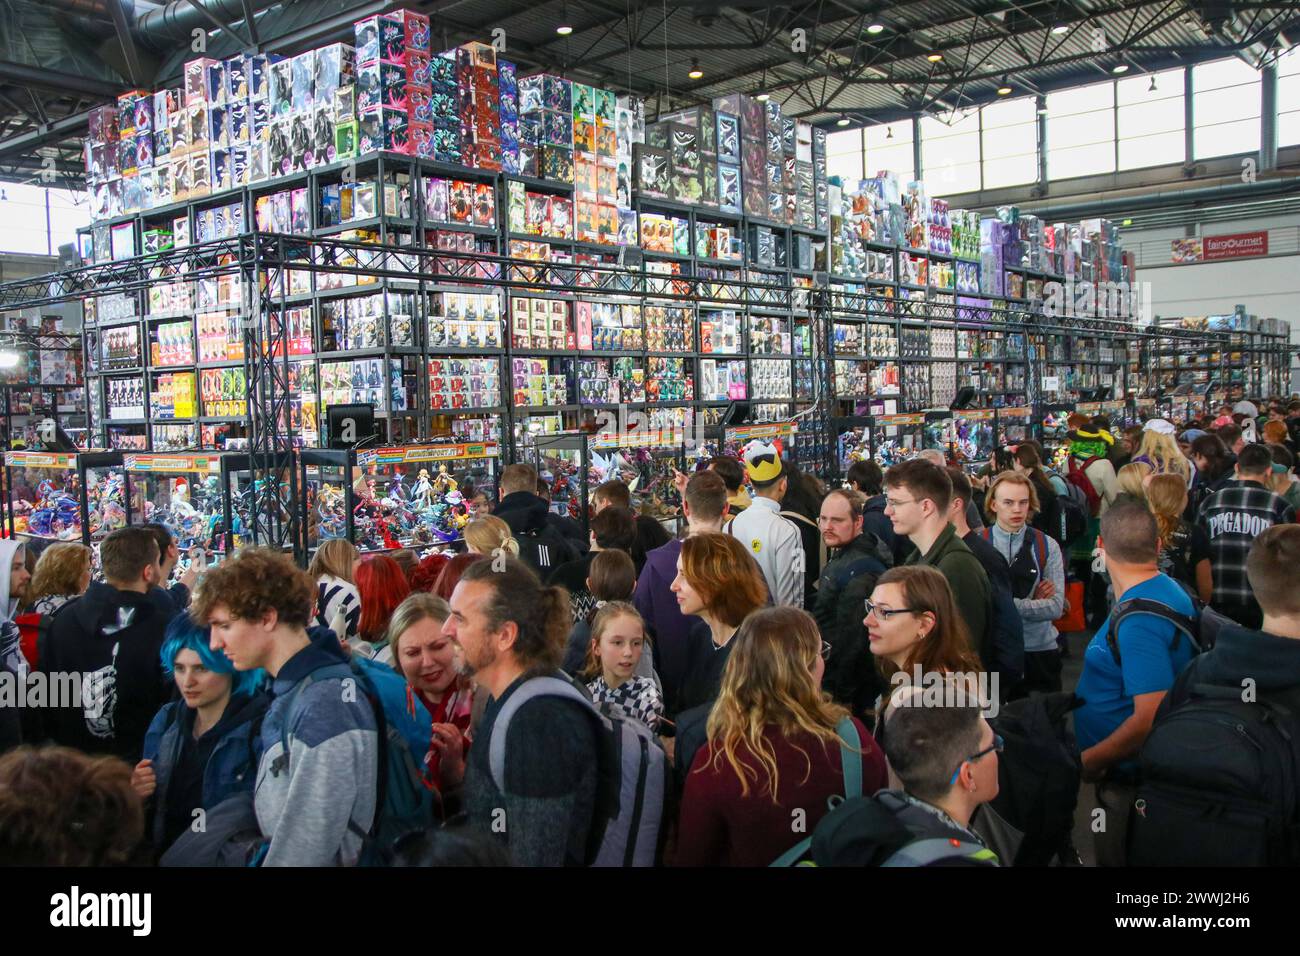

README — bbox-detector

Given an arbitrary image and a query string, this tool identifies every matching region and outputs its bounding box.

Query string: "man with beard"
[442,557,598,866]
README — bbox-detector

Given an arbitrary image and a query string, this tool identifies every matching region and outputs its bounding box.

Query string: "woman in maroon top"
[675,606,888,866]
[386,592,475,802]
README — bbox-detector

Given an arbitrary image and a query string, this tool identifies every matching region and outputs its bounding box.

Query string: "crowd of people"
[1,396,1299,868]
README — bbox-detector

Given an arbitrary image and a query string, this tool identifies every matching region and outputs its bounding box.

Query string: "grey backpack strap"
[883,837,997,867]
[488,676,594,792]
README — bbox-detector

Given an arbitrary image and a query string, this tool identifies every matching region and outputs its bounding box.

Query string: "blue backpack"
[281,656,436,865]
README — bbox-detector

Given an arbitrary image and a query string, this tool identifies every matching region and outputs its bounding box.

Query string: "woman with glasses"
[864,565,985,749]
[675,606,888,867]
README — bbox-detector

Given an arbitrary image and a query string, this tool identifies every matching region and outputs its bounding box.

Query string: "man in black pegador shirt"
[444,556,598,867]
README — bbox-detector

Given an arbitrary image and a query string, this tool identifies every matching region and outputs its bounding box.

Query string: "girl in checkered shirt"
[583,602,663,733]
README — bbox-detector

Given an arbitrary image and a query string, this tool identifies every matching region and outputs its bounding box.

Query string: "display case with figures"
[951,408,996,466]
[587,426,687,526]
[121,451,286,561]
[1039,403,1076,470]
[301,441,499,558]
[871,413,925,468]
[4,450,129,549]
[923,410,956,459]
[995,405,1033,446]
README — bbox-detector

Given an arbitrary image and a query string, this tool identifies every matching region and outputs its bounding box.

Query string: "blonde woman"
[462,514,519,558]
[308,538,360,642]
[1115,462,1151,505]
[675,606,888,866]
[1132,420,1192,485]
[385,592,472,798]
[24,542,92,615]
[1147,473,1212,603]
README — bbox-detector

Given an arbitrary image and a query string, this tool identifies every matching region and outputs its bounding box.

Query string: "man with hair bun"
[192,547,378,867]
[443,556,599,866]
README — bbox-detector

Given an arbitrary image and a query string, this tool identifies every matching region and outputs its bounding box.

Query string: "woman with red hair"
[355,554,412,662]
[432,552,487,602]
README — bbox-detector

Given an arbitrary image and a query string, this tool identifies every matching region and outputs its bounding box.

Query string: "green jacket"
[905,523,991,653]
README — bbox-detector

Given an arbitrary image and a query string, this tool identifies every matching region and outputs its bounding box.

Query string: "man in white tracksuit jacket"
[726,441,805,608]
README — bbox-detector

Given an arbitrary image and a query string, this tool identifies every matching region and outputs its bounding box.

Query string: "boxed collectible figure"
[633,144,670,198]
[333,120,357,160]
[670,123,700,173]
[208,103,229,146]
[228,98,249,143]
[269,59,293,116]
[314,43,356,106]
[671,167,701,205]
[185,58,217,106]
[716,112,740,162]
[291,51,315,113]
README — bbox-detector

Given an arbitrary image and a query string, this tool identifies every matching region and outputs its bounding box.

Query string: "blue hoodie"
[255,627,379,866]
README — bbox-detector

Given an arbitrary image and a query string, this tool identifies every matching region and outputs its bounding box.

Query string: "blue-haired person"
[131,614,270,855]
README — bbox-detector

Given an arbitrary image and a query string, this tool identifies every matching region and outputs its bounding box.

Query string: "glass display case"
[588,427,687,523]
[4,450,127,548]
[121,451,287,559]
[871,413,925,468]
[952,409,996,466]
[995,405,1033,446]
[923,411,956,459]
[301,442,499,557]
[1040,403,1076,471]
[833,415,873,479]
[526,433,589,527]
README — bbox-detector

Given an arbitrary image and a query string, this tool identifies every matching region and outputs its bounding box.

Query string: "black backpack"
[1104,596,1233,685]
[1127,682,1300,866]
[806,790,998,867]
[514,522,578,575]
[1056,493,1089,547]
[989,691,1083,865]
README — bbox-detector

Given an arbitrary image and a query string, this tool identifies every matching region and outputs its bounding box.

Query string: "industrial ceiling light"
[688,58,703,80]
[867,22,885,34]
[1112,63,1129,74]
[1037,105,1049,114]
[755,92,770,101]
[886,125,893,139]
[1051,23,1069,35]
[927,52,944,62]
[1148,74,1158,91]
[556,24,573,35]
[836,115,851,126]
[997,76,1013,95]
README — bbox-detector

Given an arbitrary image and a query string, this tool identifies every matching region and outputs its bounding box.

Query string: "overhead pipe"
[1025,174,1300,222]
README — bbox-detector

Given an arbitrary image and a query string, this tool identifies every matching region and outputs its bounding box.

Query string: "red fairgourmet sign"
[1202,231,1268,261]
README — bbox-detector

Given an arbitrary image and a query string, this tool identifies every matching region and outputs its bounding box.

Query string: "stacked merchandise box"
[354,9,428,156]
[711,92,765,219]
[499,60,521,174]
[764,100,792,223]
[114,89,153,214]
[812,127,828,232]
[455,41,500,169]
[518,73,574,183]
[615,95,644,243]
[264,42,350,176]
[792,121,815,230]
[85,104,121,220]
[572,84,621,243]
[643,119,703,206]
[658,106,719,209]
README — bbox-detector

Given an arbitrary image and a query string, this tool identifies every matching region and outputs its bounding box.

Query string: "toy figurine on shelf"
[411,468,432,509]
[432,463,458,495]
